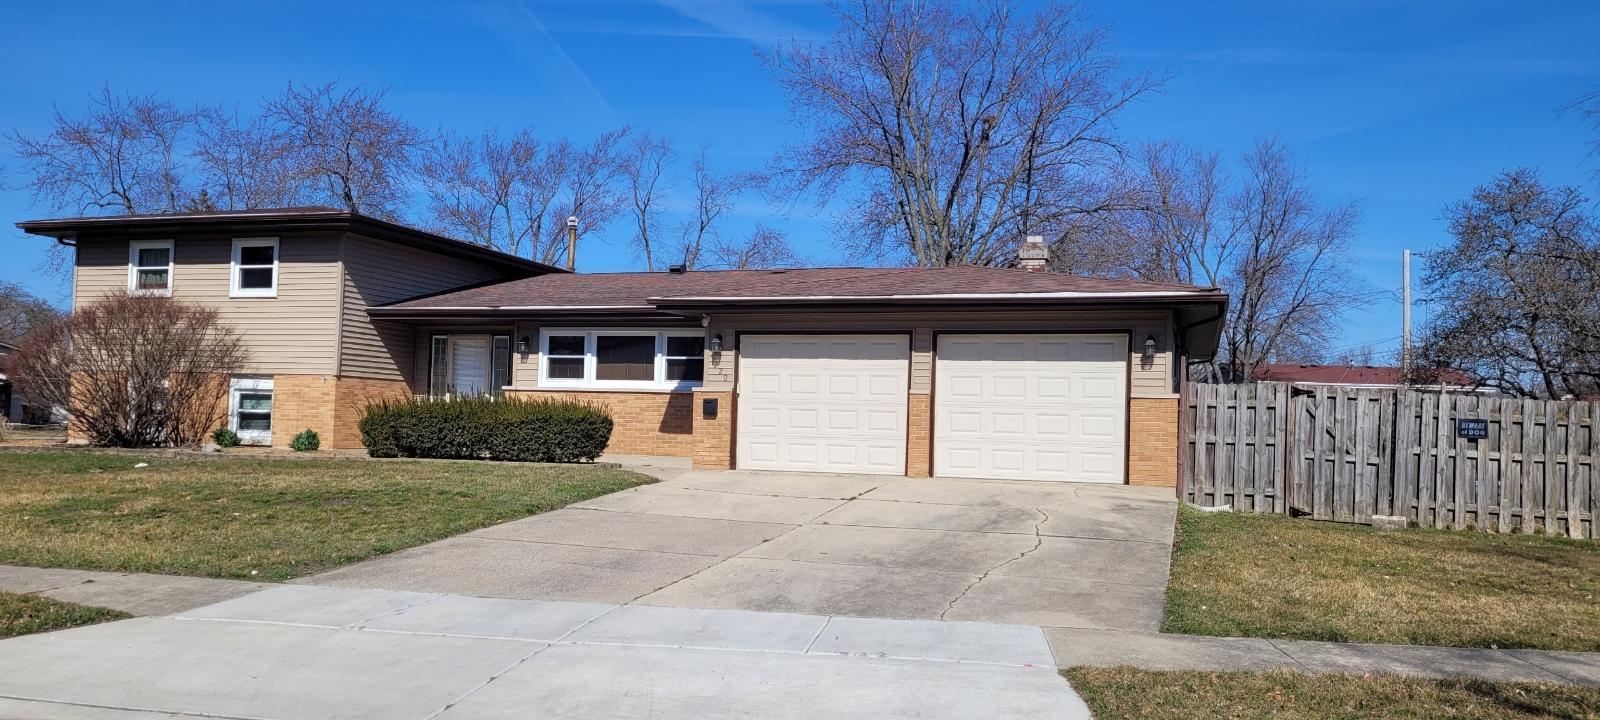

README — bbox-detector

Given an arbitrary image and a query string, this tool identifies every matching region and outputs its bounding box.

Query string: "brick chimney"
[1015,235,1049,272]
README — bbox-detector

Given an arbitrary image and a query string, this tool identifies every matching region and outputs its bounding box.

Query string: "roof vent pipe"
[565,216,579,271]
[1016,235,1049,273]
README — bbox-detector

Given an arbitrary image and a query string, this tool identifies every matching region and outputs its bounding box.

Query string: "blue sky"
[2,0,1596,358]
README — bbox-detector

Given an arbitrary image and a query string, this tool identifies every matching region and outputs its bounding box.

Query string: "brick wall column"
[906,394,931,477]
[692,389,733,470]
[333,377,412,450]
[272,374,337,450]
[1128,396,1179,488]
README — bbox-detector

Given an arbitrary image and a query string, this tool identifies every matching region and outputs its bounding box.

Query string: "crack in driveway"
[939,508,1049,620]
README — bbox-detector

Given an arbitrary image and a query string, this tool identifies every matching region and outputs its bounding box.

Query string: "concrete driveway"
[305,465,1177,632]
[0,585,1087,719]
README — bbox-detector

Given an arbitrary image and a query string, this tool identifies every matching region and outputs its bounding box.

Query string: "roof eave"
[15,211,566,276]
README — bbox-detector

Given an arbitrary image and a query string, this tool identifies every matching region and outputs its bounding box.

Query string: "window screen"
[596,335,655,381]
[546,335,585,380]
[664,335,704,382]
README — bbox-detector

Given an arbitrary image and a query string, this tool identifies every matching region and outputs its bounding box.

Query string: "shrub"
[289,429,320,452]
[359,395,613,462]
[210,428,241,448]
[11,291,246,447]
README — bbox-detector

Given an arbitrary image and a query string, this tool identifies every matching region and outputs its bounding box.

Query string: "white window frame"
[228,377,274,446]
[128,240,175,295]
[538,329,705,391]
[230,237,279,298]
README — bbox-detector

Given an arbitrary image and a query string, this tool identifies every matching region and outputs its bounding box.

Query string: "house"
[1252,363,1486,393]
[0,339,17,422]
[18,209,1228,488]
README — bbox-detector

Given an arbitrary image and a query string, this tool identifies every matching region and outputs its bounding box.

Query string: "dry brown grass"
[1064,667,1600,720]
[1164,507,1600,651]
[0,592,129,639]
[0,451,653,581]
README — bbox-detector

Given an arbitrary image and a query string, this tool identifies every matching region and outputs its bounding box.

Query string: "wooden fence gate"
[1181,382,1597,539]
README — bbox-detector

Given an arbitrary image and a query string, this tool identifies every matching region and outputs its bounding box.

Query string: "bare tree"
[263,82,424,217]
[192,107,303,210]
[705,224,802,269]
[546,127,630,267]
[0,283,62,345]
[623,132,675,271]
[11,291,246,447]
[764,0,1154,267]
[421,128,548,257]
[1085,139,1360,381]
[674,150,748,269]
[9,87,203,215]
[1414,169,1600,397]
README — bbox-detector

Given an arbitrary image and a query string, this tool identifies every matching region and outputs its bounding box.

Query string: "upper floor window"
[230,238,279,298]
[128,240,174,295]
[539,329,704,390]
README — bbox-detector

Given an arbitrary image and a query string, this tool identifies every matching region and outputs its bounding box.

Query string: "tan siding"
[338,234,513,380]
[73,234,342,375]
[910,328,934,395]
[706,309,1177,398]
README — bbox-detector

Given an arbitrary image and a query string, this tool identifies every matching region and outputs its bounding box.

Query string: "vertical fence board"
[1497,397,1516,534]
[1568,403,1585,539]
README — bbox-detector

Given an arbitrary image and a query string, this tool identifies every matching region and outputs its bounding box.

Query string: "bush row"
[358,395,613,462]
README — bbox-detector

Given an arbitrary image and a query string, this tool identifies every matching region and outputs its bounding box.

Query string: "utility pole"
[1401,249,1412,382]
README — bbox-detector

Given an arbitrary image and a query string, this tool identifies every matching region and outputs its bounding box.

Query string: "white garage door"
[935,334,1128,483]
[737,335,909,474]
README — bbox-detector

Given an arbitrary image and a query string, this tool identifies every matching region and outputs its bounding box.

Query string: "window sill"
[510,384,702,395]
[229,291,278,299]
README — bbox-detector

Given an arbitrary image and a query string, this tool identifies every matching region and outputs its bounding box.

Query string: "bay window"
[539,330,705,389]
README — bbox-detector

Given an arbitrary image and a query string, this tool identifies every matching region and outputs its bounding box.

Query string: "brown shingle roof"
[1252,363,1477,387]
[382,266,1219,310]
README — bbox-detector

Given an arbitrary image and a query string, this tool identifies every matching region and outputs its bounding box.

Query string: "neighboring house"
[0,339,17,422]
[19,211,1228,489]
[1252,363,1487,393]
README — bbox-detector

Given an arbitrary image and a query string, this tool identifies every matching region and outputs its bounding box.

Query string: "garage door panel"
[935,334,1127,483]
[738,335,909,475]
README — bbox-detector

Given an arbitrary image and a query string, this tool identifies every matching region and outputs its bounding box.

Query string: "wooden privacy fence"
[1182,382,1597,539]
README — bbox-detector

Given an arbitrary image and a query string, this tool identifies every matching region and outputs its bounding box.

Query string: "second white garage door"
[737,334,909,474]
[935,334,1128,483]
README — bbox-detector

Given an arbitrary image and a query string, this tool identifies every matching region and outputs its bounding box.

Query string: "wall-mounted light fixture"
[516,336,531,354]
[709,333,724,353]
[1142,335,1157,362]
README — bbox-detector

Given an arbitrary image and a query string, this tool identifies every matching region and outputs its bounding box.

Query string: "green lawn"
[0,591,129,639]
[1064,667,1600,720]
[0,451,654,581]
[1165,506,1600,651]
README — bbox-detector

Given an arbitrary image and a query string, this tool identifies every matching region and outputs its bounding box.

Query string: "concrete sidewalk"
[1049,627,1600,687]
[0,564,266,616]
[0,585,1087,720]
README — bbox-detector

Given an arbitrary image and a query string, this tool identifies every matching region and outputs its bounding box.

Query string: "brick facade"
[1127,396,1179,488]
[270,374,337,449]
[692,389,733,469]
[906,394,931,477]
[332,377,411,449]
[505,389,697,457]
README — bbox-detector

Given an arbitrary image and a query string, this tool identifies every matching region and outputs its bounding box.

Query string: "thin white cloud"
[651,0,809,44]
[511,0,614,115]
